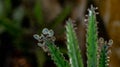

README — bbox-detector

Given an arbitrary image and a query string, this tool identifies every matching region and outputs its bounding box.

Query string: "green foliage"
[34,5,113,67]
[34,0,44,25]
[99,43,108,67]
[66,19,83,67]
[86,5,98,67]
[33,28,70,67]
[0,18,21,36]
[46,41,70,67]
[4,0,11,14]
[98,38,113,67]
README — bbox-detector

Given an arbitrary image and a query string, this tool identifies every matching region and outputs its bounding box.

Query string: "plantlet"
[33,5,113,67]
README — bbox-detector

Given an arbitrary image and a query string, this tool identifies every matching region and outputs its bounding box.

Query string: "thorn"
[42,46,49,52]
[84,19,88,22]
[108,39,113,46]
[99,37,104,44]
[85,15,88,17]
[95,7,98,10]
[106,63,109,66]
[97,54,100,58]
[107,50,112,54]
[87,8,90,11]
[98,48,101,52]
[74,27,77,30]
[107,56,110,59]
[47,52,51,56]
[107,59,110,62]
[51,36,56,42]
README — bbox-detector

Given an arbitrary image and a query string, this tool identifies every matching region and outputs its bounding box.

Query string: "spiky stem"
[98,38,113,67]
[86,5,98,67]
[33,28,70,67]
[46,41,70,67]
[66,19,84,67]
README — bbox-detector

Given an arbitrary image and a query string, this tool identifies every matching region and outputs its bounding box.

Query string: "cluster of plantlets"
[33,5,113,67]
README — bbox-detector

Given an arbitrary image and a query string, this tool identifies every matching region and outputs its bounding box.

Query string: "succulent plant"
[33,5,113,67]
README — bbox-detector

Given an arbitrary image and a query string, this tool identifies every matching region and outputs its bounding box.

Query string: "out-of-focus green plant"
[0,0,72,44]
[0,0,72,67]
[33,5,113,67]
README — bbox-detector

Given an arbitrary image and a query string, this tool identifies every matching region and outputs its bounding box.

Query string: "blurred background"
[0,0,120,67]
